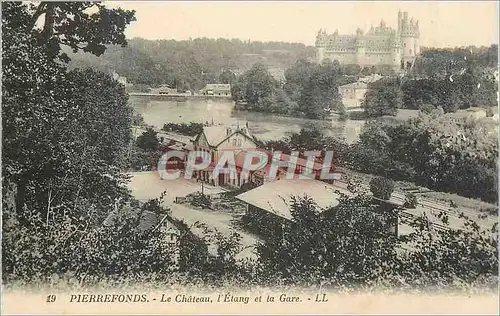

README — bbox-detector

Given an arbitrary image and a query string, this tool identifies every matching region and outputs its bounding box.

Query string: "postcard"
[1,1,498,314]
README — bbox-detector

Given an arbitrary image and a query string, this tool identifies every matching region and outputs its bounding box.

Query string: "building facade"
[191,124,258,186]
[149,85,178,95]
[200,84,232,97]
[315,11,420,71]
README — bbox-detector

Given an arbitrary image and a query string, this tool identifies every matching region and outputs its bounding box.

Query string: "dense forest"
[66,37,316,91]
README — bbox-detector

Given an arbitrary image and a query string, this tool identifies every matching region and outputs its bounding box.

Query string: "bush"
[369,176,395,200]
[403,192,418,208]
[188,192,212,209]
[419,103,435,114]
[136,127,159,152]
[485,107,494,117]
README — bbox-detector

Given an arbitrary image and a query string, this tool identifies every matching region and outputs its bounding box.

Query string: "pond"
[129,96,364,143]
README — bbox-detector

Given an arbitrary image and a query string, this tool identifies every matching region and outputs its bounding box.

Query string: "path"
[126,171,260,260]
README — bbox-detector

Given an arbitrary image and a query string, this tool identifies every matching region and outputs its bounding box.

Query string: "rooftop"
[103,207,178,234]
[202,83,231,90]
[235,179,351,221]
[200,125,254,147]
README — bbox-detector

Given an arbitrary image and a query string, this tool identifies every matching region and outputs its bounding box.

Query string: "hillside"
[66,37,316,91]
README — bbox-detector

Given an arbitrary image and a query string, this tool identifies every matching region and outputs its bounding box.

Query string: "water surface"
[129,96,363,143]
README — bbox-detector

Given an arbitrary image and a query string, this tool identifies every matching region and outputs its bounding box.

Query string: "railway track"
[333,179,497,231]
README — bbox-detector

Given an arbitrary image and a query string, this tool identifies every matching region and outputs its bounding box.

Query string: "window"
[404,43,406,47]
[232,139,237,147]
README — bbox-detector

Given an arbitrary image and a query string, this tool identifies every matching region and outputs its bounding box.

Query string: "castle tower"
[315,29,326,63]
[399,11,420,69]
[414,20,420,55]
[391,38,401,71]
[355,28,365,65]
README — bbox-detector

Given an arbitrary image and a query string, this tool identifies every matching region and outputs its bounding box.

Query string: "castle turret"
[355,28,365,65]
[391,38,401,71]
[315,29,326,63]
[399,11,420,69]
[414,20,420,55]
[314,10,419,71]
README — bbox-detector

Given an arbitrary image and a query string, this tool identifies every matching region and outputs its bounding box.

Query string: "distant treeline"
[66,37,316,90]
[418,45,498,71]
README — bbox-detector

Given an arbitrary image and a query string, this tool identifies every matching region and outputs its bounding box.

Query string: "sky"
[106,1,499,48]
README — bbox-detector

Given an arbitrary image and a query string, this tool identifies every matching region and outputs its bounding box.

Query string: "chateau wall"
[323,51,399,67]
[315,11,419,70]
[401,36,415,63]
[323,52,358,64]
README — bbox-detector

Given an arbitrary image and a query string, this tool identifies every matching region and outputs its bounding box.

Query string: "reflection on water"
[129,96,363,143]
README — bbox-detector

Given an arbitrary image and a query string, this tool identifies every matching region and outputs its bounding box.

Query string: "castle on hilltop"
[315,11,420,71]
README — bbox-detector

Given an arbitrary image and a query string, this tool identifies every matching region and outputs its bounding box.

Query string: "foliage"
[3,2,135,62]
[219,69,236,84]
[136,128,160,152]
[402,70,497,112]
[2,31,133,225]
[188,192,213,210]
[362,46,498,116]
[403,193,418,209]
[369,177,395,200]
[362,77,403,117]
[254,193,498,289]
[351,115,498,202]
[123,145,156,172]
[255,194,399,286]
[415,45,498,77]
[297,60,344,119]
[67,37,315,90]
[1,1,176,284]
[162,122,204,136]
[398,211,498,288]
[232,63,279,110]
[2,192,178,283]
[233,59,345,119]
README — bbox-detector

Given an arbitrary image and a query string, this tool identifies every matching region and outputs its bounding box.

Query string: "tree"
[369,177,395,200]
[362,77,403,117]
[297,60,343,119]
[3,29,134,225]
[288,124,326,152]
[219,69,236,84]
[361,66,372,76]
[136,128,160,152]
[353,114,498,202]
[2,1,136,233]
[4,2,136,62]
[256,194,398,286]
[342,64,362,76]
[283,59,316,101]
[232,63,278,111]
[399,212,498,287]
